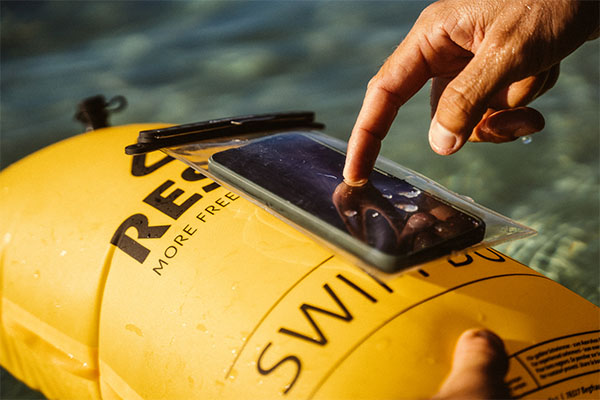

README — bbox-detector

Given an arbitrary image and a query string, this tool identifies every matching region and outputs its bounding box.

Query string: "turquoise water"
[1,1,598,397]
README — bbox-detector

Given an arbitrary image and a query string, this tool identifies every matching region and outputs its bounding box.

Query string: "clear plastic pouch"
[126,112,535,276]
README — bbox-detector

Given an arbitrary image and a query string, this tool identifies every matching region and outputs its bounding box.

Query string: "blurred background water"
[1,1,598,398]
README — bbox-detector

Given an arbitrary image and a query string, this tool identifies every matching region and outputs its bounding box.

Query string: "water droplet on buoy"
[125,324,143,337]
[228,369,238,381]
[477,312,487,322]
[375,337,391,351]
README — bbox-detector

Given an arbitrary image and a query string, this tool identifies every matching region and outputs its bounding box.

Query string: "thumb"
[429,44,514,155]
[432,329,510,399]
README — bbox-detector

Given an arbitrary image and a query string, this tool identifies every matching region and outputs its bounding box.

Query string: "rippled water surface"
[1,1,598,397]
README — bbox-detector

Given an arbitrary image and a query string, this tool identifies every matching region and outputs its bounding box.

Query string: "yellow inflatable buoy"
[1,123,598,399]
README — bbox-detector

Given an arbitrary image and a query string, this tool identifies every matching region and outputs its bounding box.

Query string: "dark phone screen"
[210,134,483,257]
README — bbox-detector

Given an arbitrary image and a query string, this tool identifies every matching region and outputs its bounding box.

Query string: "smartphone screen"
[209,133,484,272]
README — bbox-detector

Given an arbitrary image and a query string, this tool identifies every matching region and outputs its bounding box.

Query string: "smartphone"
[208,133,485,272]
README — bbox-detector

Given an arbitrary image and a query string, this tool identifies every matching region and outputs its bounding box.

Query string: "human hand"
[344,0,599,184]
[432,329,511,399]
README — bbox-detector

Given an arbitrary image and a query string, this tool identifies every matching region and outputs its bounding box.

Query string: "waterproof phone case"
[209,133,486,272]
[126,112,535,275]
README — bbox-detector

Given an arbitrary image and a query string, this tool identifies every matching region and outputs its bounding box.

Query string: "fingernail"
[429,118,458,154]
[343,178,368,187]
[472,329,505,352]
[514,127,538,137]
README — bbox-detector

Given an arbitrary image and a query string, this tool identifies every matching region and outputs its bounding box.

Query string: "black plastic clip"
[74,95,127,131]
[125,111,324,155]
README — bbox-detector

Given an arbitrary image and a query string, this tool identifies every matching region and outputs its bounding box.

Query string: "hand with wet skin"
[343,0,599,184]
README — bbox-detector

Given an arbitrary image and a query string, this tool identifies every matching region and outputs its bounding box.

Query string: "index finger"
[343,33,432,184]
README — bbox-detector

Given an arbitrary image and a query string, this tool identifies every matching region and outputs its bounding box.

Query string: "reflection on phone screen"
[210,133,483,261]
